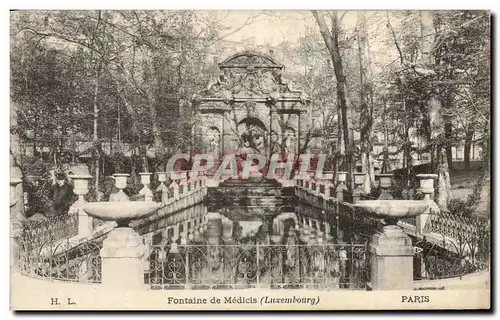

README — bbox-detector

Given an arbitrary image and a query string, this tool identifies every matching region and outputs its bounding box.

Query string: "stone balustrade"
[293,170,488,289]
[16,167,488,292]
[55,172,208,246]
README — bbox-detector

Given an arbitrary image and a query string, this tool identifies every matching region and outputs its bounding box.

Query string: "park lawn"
[449,161,490,218]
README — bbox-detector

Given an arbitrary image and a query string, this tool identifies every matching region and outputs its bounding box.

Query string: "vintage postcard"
[9,9,491,311]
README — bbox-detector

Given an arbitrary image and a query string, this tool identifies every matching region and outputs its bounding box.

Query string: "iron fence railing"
[17,235,101,283]
[400,217,417,226]
[145,243,370,290]
[22,214,78,245]
[424,211,489,242]
[413,234,490,281]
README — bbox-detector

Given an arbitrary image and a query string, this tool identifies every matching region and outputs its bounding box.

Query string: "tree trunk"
[114,78,142,143]
[442,95,454,170]
[464,123,474,169]
[146,88,164,163]
[421,11,451,209]
[93,67,100,200]
[312,10,355,189]
[356,11,374,194]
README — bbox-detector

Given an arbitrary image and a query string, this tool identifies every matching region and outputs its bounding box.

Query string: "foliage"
[21,158,54,217]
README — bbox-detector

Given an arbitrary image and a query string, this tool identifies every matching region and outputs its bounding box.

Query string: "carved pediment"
[200,54,305,100]
[219,51,282,69]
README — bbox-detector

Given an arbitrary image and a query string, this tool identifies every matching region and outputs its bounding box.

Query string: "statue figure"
[284,132,296,156]
[240,128,264,155]
[206,128,220,155]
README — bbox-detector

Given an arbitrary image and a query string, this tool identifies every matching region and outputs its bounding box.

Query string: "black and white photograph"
[8,9,491,310]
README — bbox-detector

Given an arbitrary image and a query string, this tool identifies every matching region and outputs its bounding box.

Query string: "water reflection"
[143,199,372,290]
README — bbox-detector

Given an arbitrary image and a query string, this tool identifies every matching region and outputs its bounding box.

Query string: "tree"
[312,10,355,188]
[355,12,375,193]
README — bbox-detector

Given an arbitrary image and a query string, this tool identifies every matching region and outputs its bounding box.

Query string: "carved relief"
[200,52,304,99]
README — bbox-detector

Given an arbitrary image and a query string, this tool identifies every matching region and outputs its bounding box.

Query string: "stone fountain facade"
[192,51,310,158]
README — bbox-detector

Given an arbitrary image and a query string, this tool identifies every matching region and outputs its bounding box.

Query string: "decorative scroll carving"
[199,52,305,100]
[220,52,279,67]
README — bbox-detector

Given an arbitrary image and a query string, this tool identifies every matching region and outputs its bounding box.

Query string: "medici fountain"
[13,52,488,294]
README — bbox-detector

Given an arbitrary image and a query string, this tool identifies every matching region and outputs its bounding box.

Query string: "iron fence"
[400,217,416,226]
[145,243,370,290]
[413,233,490,280]
[17,232,101,283]
[22,214,78,245]
[424,211,489,243]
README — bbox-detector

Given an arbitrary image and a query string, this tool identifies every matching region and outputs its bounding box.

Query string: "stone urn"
[353,172,366,193]
[376,173,394,200]
[377,173,393,189]
[111,173,130,202]
[337,171,348,183]
[353,172,365,186]
[157,172,168,184]
[69,174,92,202]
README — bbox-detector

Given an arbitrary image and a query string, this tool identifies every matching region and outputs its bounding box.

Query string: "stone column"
[315,181,321,196]
[170,181,180,200]
[100,226,146,290]
[69,174,93,238]
[369,225,414,290]
[138,172,153,202]
[324,181,331,198]
[181,178,190,197]
[416,174,439,235]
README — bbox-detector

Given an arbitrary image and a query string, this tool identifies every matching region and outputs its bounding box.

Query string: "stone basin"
[10,177,22,186]
[354,200,430,219]
[82,202,165,224]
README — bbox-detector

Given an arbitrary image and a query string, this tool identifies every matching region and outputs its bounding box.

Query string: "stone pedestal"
[416,174,439,235]
[369,225,414,290]
[77,208,92,238]
[336,182,348,201]
[206,212,222,245]
[70,174,93,237]
[170,181,180,200]
[100,227,146,290]
[352,173,366,203]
